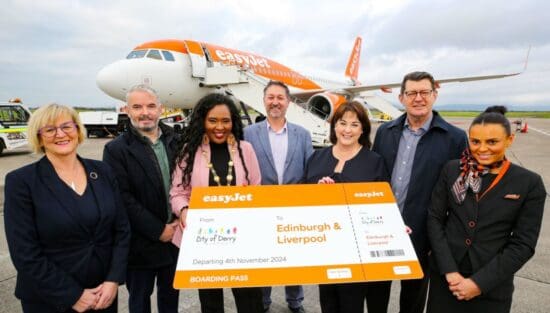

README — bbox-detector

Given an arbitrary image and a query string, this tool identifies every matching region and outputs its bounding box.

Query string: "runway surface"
[0,117,549,313]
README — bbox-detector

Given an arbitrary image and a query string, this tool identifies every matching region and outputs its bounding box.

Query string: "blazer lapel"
[128,139,162,195]
[258,122,277,173]
[197,144,211,187]
[284,124,298,175]
[389,122,403,170]
[38,157,90,234]
[80,158,108,231]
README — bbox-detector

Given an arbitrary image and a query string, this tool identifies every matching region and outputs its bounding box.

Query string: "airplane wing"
[358,94,403,119]
[291,70,523,99]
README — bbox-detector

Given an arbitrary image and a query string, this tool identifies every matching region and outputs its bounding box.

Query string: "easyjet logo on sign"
[203,192,253,204]
[354,191,384,198]
[215,50,271,68]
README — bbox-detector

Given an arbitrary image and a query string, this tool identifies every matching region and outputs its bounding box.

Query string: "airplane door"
[183,40,207,78]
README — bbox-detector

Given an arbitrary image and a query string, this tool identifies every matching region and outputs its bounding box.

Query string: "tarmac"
[0,117,549,313]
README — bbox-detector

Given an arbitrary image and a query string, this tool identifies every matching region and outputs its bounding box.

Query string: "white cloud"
[0,0,548,108]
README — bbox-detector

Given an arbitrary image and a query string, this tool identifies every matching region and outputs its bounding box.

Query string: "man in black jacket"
[103,84,181,313]
[372,72,467,313]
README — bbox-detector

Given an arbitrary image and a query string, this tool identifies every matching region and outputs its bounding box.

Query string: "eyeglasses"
[38,122,78,138]
[403,90,434,99]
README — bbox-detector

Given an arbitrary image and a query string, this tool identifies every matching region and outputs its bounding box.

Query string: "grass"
[439,111,550,118]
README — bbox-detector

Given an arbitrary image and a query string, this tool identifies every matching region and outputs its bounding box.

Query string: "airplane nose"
[96,61,127,100]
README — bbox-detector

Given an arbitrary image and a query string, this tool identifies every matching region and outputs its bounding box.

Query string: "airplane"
[96,37,525,146]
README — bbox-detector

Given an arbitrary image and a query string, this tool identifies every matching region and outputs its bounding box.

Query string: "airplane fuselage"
[97,39,348,110]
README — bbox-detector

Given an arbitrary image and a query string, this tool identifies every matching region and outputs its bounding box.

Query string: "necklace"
[202,147,235,186]
[53,163,81,192]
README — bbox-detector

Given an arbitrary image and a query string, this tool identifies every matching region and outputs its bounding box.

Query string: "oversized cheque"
[173,182,423,288]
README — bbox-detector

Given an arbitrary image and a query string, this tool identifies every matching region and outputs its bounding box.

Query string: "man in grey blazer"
[244,81,313,313]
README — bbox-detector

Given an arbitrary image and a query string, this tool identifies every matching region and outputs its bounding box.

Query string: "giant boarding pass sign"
[173,182,423,289]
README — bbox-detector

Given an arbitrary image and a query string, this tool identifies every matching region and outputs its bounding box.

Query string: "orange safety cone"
[521,121,528,133]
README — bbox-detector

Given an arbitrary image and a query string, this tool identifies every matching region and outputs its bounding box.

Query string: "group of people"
[4,71,546,313]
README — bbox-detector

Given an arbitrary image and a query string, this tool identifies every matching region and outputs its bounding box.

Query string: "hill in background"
[434,103,550,111]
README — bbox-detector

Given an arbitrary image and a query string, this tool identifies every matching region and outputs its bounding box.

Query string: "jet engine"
[307,92,347,120]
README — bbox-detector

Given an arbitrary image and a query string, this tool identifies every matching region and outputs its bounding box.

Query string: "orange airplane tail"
[345,37,362,85]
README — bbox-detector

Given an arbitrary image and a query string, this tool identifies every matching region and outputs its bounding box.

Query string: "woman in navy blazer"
[4,104,130,313]
[427,106,546,313]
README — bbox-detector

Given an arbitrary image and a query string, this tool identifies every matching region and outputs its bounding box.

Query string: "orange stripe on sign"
[173,261,423,289]
[362,260,423,281]
[189,183,395,209]
[174,264,365,289]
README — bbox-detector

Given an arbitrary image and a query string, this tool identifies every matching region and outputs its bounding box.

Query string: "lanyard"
[476,160,511,202]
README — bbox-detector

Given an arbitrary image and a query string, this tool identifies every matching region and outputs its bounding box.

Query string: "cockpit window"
[126,50,147,59]
[146,50,162,60]
[161,51,175,61]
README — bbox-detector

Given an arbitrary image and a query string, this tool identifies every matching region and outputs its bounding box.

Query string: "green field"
[30,107,550,119]
[439,111,550,118]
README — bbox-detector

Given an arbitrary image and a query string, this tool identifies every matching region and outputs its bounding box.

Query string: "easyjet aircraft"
[96,37,524,145]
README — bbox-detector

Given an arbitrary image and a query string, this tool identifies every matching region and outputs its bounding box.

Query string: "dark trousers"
[126,264,179,313]
[199,287,264,313]
[22,299,117,313]
[320,281,391,313]
[397,253,430,313]
[396,277,429,313]
[262,285,304,309]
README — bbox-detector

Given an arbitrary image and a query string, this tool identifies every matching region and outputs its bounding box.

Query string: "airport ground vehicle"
[79,111,129,137]
[0,100,31,155]
[79,110,185,137]
[160,111,187,132]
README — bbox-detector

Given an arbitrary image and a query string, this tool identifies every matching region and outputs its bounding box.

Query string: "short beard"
[130,119,158,133]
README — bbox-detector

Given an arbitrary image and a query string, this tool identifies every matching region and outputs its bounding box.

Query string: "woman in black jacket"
[304,101,390,313]
[4,103,130,312]
[427,106,546,313]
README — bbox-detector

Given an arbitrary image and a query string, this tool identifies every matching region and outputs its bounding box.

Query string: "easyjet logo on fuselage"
[214,49,271,68]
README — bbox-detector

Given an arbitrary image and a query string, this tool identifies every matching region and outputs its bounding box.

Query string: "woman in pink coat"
[170,93,262,313]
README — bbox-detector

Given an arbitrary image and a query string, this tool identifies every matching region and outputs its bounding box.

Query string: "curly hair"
[175,93,250,187]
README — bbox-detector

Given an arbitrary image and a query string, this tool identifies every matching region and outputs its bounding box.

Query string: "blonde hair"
[27,103,86,153]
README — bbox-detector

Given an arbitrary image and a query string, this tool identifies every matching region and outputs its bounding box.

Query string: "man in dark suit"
[244,81,313,313]
[103,84,181,313]
[372,71,467,313]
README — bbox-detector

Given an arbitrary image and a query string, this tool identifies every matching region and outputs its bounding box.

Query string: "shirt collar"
[266,120,288,134]
[404,113,433,134]
[141,127,163,145]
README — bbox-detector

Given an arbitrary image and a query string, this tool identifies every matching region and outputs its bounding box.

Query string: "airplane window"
[126,50,147,59]
[162,51,175,61]
[146,50,162,60]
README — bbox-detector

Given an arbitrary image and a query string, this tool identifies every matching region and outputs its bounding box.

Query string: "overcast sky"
[1,0,549,110]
